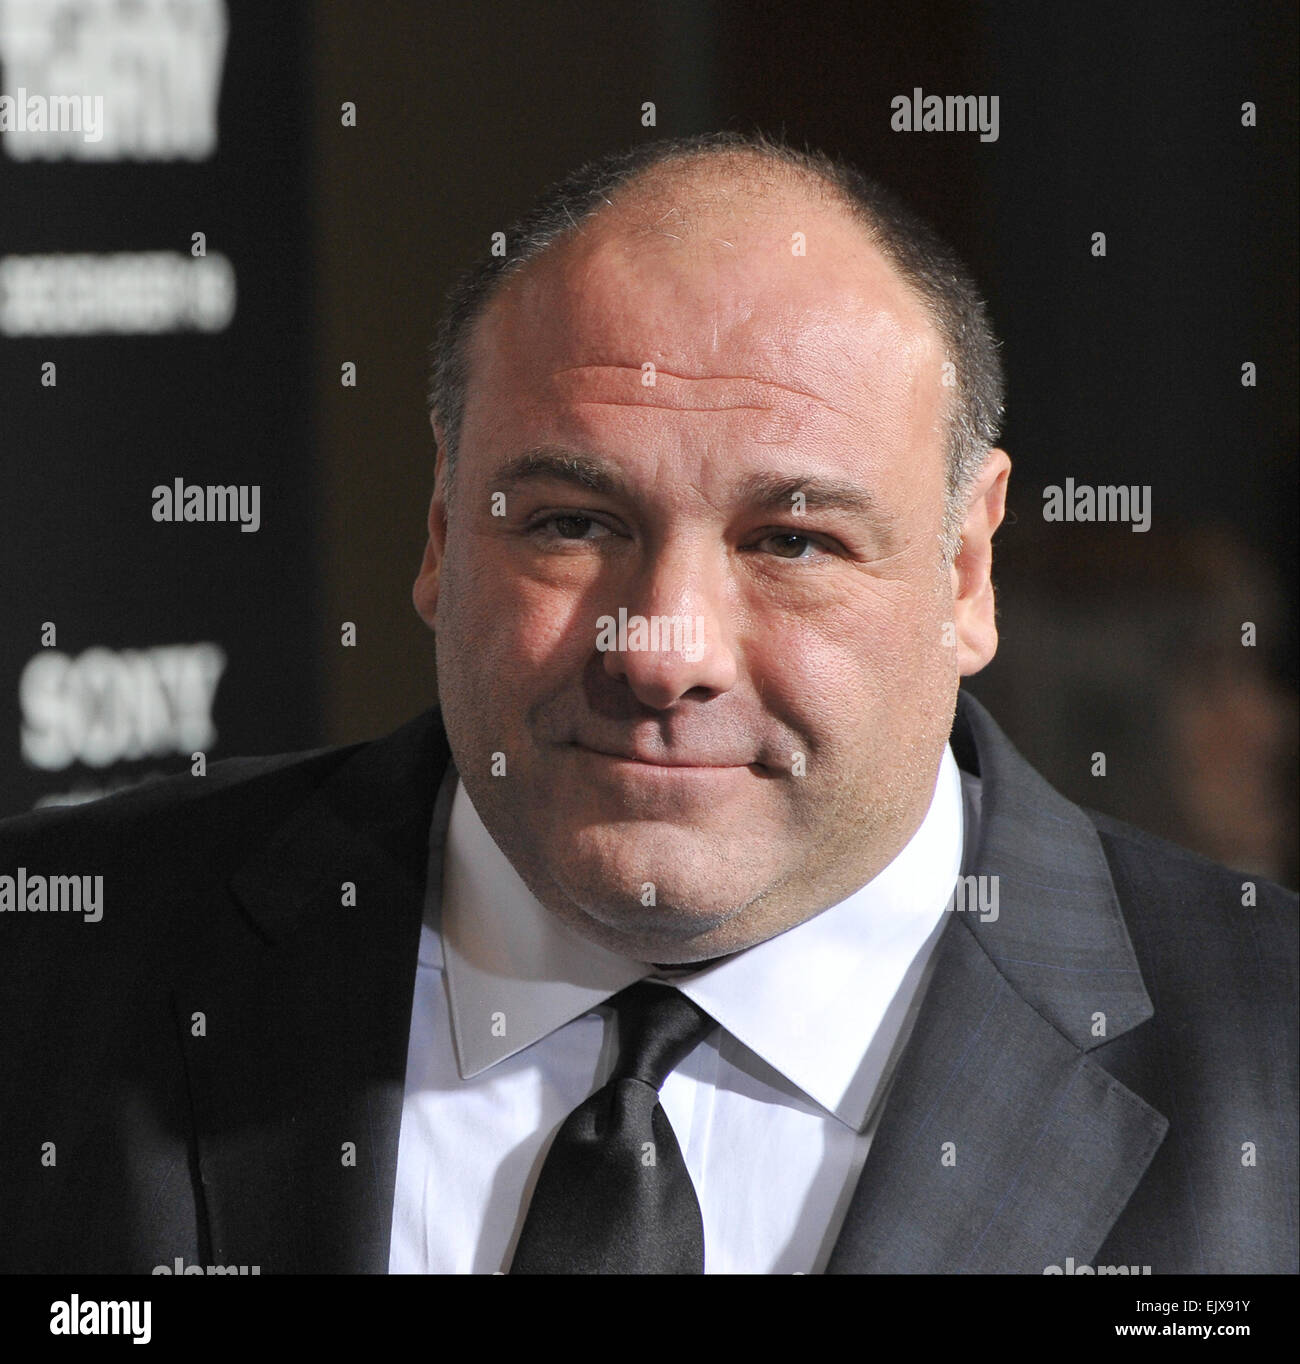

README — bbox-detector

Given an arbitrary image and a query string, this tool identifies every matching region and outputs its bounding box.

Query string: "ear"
[949,448,1011,676]
[412,417,450,630]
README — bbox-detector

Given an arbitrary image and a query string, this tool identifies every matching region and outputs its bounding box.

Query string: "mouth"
[568,741,763,774]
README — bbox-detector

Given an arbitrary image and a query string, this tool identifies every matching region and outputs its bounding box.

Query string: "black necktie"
[508,980,717,1274]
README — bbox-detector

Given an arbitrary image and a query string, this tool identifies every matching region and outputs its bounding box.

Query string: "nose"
[598,543,738,709]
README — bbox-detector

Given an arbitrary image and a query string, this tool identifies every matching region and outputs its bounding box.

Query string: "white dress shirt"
[389,744,978,1274]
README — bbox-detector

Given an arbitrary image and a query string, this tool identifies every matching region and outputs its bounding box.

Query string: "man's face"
[416,174,1001,963]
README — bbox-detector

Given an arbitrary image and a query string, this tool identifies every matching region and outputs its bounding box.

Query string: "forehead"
[457,170,948,496]
[473,171,941,398]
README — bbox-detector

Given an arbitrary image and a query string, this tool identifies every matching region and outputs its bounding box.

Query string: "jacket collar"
[949,687,1156,1050]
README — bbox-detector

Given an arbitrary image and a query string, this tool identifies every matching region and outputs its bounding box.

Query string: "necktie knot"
[608,980,717,1089]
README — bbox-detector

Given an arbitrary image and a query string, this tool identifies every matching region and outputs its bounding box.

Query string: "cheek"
[752,578,947,745]
[440,534,599,677]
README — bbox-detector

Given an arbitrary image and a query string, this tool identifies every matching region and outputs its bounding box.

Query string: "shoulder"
[0,706,447,952]
[1087,805,1297,918]
[0,738,364,859]
[1084,805,1297,1017]
[0,727,425,989]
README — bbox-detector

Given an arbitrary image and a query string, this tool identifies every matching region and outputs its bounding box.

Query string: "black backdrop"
[1,1,319,812]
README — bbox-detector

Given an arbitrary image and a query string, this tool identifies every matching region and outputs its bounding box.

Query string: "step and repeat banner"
[0,0,320,814]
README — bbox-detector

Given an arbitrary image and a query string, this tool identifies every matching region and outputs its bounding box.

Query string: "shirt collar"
[435,745,968,1130]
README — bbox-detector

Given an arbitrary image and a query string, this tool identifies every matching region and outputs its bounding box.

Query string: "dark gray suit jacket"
[1,689,1295,1273]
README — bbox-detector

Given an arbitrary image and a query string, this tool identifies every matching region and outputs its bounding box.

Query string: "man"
[1,132,1295,1275]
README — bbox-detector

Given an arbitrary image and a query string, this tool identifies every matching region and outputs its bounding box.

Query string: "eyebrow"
[733,471,892,523]
[494,445,895,532]
[495,447,631,498]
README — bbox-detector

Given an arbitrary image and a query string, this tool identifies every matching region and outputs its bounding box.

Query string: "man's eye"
[533,514,611,541]
[756,532,827,560]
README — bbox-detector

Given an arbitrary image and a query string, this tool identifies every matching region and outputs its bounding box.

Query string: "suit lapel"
[827,690,1168,1273]
[176,708,450,1273]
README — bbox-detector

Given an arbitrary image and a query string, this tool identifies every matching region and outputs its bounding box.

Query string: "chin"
[567,898,745,961]
[546,826,765,942]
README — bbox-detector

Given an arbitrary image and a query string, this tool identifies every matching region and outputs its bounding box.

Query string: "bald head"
[591,144,848,240]
[461,163,947,556]
[428,132,1005,559]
